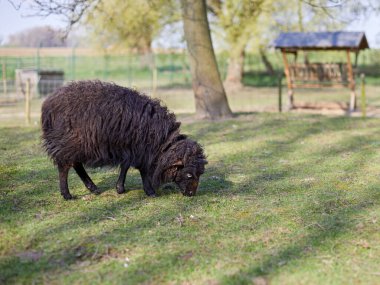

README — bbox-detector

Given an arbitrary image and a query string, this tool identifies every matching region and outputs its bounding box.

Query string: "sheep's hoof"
[63,193,73,200]
[89,186,101,195]
[116,186,126,194]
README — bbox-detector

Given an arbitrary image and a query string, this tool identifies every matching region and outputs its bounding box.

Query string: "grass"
[2,82,380,127]
[1,106,380,284]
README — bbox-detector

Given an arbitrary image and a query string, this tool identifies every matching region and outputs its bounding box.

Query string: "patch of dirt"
[252,276,269,285]
[16,250,44,262]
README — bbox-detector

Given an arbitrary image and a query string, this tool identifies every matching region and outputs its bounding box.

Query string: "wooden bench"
[274,31,369,113]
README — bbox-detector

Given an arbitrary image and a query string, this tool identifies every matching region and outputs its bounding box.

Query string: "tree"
[207,0,376,90]
[86,0,177,53]
[6,26,67,47]
[181,0,232,119]
[13,0,232,119]
[208,0,266,90]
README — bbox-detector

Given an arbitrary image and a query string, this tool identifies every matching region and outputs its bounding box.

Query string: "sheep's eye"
[186,173,193,178]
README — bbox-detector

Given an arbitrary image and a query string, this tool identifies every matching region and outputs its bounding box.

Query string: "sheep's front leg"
[116,161,130,194]
[139,170,156,197]
[57,163,73,200]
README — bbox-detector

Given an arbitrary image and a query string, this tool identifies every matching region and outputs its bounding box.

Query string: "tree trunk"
[181,0,232,119]
[138,40,153,69]
[224,48,245,91]
[259,48,275,75]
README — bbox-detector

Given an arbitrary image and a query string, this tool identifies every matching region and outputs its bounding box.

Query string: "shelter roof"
[273,31,369,51]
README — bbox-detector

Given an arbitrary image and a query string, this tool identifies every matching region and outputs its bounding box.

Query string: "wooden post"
[103,54,109,80]
[2,62,6,96]
[25,78,31,125]
[354,51,359,68]
[169,52,174,85]
[361,73,366,118]
[281,50,294,110]
[128,54,132,87]
[346,49,356,113]
[151,52,158,98]
[278,74,282,112]
[152,67,158,98]
[71,47,76,80]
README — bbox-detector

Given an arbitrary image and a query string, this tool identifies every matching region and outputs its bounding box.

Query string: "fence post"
[153,67,158,98]
[36,44,41,97]
[2,61,6,96]
[181,49,189,84]
[169,52,174,85]
[103,54,109,80]
[25,78,31,125]
[278,74,282,112]
[151,53,157,97]
[361,73,366,118]
[128,54,132,87]
[71,47,76,80]
[36,45,40,72]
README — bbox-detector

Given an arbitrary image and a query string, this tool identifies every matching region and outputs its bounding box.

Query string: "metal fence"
[1,47,380,103]
[0,48,195,102]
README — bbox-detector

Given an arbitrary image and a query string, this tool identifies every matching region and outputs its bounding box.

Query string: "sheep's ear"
[172,160,183,167]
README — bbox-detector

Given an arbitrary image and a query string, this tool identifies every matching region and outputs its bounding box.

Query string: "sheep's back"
[41,81,178,167]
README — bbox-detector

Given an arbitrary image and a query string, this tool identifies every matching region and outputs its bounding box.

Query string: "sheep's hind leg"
[116,161,130,194]
[73,163,100,195]
[57,163,73,200]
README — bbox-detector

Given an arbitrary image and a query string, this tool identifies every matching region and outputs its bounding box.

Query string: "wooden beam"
[292,83,349,89]
[346,49,356,112]
[346,50,355,89]
[354,51,359,67]
[281,50,294,110]
[281,50,292,90]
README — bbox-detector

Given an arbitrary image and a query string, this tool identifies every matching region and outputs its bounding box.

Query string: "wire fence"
[0,49,184,102]
[1,47,380,104]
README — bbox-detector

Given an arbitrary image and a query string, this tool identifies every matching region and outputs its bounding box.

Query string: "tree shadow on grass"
[209,117,380,283]
[0,161,234,284]
[218,187,379,284]
[1,115,379,284]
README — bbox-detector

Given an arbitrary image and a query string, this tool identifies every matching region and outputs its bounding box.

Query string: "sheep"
[41,80,207,200]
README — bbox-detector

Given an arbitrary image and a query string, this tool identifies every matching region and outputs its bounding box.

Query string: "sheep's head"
[172,155,207,196]
[154,138,207,196]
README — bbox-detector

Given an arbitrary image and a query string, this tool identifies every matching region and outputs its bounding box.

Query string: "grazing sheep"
[41,80,207,200]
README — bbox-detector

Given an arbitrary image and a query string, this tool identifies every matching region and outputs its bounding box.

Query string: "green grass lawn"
[1,111,380,284]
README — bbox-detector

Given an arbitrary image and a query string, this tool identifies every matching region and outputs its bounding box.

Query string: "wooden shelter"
[273,31,369,112]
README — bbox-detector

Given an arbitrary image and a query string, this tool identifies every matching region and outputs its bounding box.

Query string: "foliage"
[5,26,68,47]
[86,0,178,52]
[208,0,265,55]
[246,0,346,52]
[1,111,380,284]
[207,0,266,87]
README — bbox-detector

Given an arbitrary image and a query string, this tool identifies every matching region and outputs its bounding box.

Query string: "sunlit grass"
[1,83,380,127]
[1,111,379,284]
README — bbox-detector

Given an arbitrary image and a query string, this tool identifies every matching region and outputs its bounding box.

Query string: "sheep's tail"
[41,107,53,135]
[40,101,57,158]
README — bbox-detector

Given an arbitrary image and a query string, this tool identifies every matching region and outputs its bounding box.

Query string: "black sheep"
[41,80,207,200]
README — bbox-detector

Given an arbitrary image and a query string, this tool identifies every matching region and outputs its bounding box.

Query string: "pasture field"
[1,48,380,92]
[0,101,380,284]
[2,84,380,126]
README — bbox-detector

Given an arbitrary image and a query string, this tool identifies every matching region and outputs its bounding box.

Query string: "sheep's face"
[157,138,207,196]
[174,166,202,196]
[172,152,207,196]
